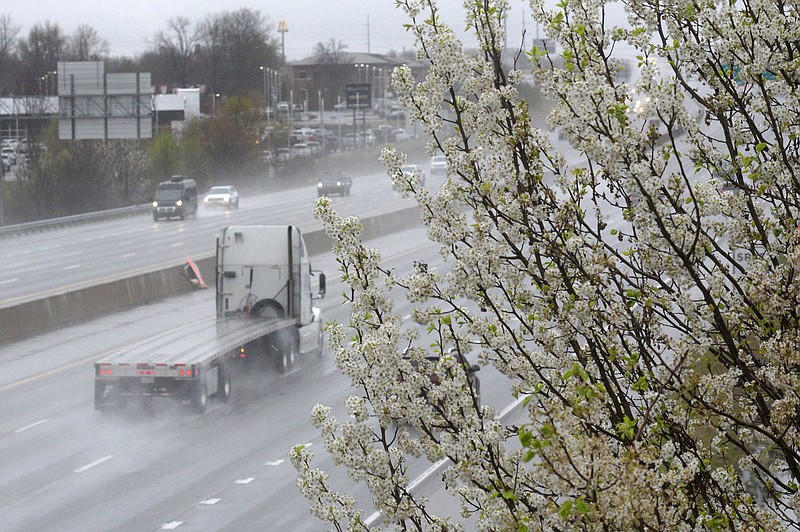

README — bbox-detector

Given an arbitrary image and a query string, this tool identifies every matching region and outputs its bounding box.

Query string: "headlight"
[152,201,158,207]
[204,197,209,203]
[317,183,323,188]
[176,200,183,207]
[336,181,341,186]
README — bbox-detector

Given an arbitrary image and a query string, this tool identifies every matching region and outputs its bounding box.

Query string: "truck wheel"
[277,331,299,373]
[94,382,110,411]
[191,382,208,413]
[153,213,159,221]
[217,367,231,402]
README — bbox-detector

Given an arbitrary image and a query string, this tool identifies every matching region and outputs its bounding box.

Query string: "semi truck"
[94,225,326,413]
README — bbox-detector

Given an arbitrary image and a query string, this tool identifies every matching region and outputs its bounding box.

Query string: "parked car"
[291,143,311,158]
[317,173,352,197]
[399,164,426,186]
[430,155,447,175]
[305,141,322,155]
[1,147,16,165]
[394,128,413,141]
[274,148,291,163]
[204,185,239,209]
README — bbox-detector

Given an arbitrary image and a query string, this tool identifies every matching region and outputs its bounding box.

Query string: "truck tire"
[277,330,299,373]
[191,381,208,413]
[94,382,110,411]
[217,366,231,402]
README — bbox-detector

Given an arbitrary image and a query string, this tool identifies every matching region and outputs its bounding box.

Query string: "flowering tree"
[293,0,800,529]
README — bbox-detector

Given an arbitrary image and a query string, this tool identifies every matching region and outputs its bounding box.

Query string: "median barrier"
[0,205,421,346]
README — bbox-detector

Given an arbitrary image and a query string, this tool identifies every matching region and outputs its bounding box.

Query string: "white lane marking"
[0,278,18,285]
[120,253,136,258]
[364,396,528,527]
[64,265,81,270]
[265,459,285,466]
[74,455,112,473]
[170,242,184,247]
[161,522,183,529]
[14,419,49,433]
[235,477,255,484]
[200,498,220,505]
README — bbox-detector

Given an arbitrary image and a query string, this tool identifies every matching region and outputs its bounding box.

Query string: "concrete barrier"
[0,206,421,346]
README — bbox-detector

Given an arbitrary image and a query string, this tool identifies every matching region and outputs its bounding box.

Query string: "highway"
[0,226,525,531]
[0,163,427,308]
[0,158,528,530]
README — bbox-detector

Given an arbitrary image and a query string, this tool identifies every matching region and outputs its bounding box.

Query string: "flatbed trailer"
[94,314,299,412]
[94,225,326,413]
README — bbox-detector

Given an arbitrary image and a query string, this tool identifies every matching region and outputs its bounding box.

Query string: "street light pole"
[260,66,267,109]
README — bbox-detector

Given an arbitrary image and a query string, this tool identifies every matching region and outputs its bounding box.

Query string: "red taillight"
[98,368,113,375]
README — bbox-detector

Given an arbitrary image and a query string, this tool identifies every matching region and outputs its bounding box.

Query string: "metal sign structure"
[58,61,153,140]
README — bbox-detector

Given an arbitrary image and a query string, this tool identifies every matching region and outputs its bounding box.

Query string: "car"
[317,173,352,197]
[152,175,198,221]
[430,155,447,175]
[399,164,426,186]
[394,128,413,141]
[305,141,323,155]
[204,185,239,209]
[276,101,289,113]
[1,154,10,173]
[291,143,311,158]
[2,147,16,165]
[274,148,291,163]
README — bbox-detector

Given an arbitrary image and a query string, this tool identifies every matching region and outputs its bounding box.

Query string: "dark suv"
[316,173,352,197]
[152,176,198,221]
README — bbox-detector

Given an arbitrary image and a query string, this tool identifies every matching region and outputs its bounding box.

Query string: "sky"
[6,0,547,62]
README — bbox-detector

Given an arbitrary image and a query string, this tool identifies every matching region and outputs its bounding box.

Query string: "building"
[288,52,427,112]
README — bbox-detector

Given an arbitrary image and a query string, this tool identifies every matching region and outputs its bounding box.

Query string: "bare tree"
[313,38,350,65]
[17,21,65,94]
[65,24,109,61]
[151,16,198,87]
[0,14,20,94]
[311,38,352,103]
[196,8,278,97]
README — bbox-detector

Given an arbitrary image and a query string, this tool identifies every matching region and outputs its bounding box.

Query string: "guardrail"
[0,205,422,346]
[0,204,151,238]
